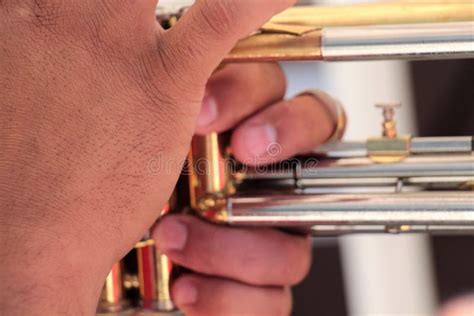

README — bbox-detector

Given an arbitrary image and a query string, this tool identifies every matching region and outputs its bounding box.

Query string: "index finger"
[195,63,286,135]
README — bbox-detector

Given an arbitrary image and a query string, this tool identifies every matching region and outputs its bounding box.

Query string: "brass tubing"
[156,2,474,29]
[268,2,474,28]
[156,2,474,62]
[98,262,130,314]
[134,199,182,315]
[188,133,233,221]
[227,30,322,62]
[136,239,175,312]
[227,22,474,62]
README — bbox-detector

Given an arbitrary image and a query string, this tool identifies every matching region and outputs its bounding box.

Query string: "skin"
[0,0,338,315]
[1,1,467,315]
[438,294,474,316]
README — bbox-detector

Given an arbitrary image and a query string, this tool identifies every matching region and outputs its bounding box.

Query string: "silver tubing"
[308,225,474,235]
[301,156,474,179]
[411,136,473,154]
[322,22,474,61]
[227,192,474,235]
[314,136,473,158]
[241,154,474,182]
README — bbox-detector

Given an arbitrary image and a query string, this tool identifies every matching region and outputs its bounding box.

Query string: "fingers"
[231,94,336,165]
[196,63,286,135]
[161,0,296,80]
[152,215,311,286]
[172,274,292,316]
[438,294,474,316]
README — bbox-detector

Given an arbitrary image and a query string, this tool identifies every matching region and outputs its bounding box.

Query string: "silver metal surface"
[233,143,473,235]
[314,136,473,157]
[301,156,474,179]
[322,22,474,61]
[308,225,474,235]
[227,192,474,234]
[411,136,473,154]
[241,154,474,183]
[299,176,471,188]
[315,141,368,157]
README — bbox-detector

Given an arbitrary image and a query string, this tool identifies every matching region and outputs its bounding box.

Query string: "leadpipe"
[268,2,474,28]
[156,2,474,28]
[156,2,474,62]
[226,22,474,62]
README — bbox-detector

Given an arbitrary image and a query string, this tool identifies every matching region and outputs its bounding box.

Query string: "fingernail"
[242,123,277,158]
[174,280,198,306]
[156,219,188,253]
[197,93,218,127]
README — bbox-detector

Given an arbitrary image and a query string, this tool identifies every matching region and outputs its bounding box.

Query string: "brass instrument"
[98,2,474,315]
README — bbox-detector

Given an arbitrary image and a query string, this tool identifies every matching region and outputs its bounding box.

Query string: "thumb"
[160,0,296,82]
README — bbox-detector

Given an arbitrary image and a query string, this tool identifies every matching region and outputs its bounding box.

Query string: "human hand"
[0,1,296,314]
[153,62,339,316]
[438,294,474,316]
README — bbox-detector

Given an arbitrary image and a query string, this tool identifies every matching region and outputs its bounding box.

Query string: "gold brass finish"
[368,136,412,164]
[461,181,474,190]
[225,2,474,63]
[369,103,411,163]
[135,239,175,312]
[376,102,402,138]
[188,133,234,221]
[98,262,131,314]
[195,193,229,223]
[227,30,322,63]
[298,90,347,143]
[156,2,474,63]
[386,225,413,234]
[122,274,140,290]
[267,2,474,28]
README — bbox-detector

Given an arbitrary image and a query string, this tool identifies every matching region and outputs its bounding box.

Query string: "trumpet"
[98,2,474,315]
[158,1,474,62]
[188,103,473,235]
